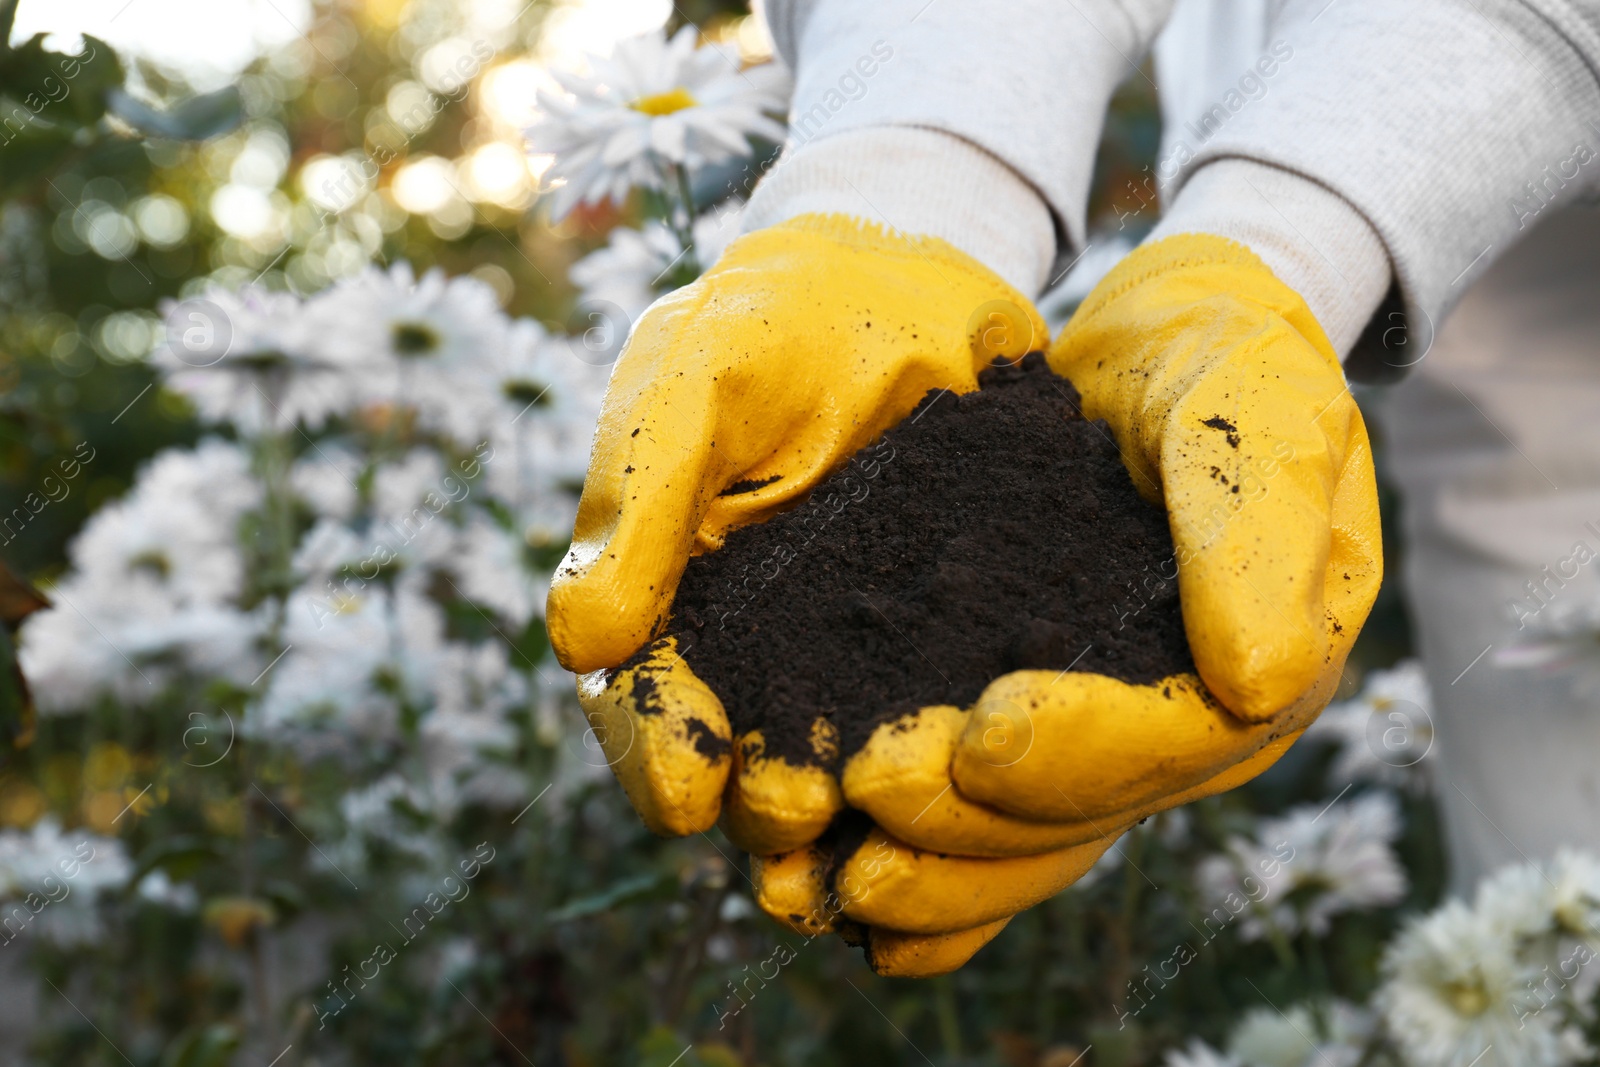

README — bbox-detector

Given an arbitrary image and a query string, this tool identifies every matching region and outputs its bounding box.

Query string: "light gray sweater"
[745,0,1600,371]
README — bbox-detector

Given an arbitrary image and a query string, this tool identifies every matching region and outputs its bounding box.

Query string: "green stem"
[667,163,701,280]
[934,975,964,1060]
[1302,927,1331,1028]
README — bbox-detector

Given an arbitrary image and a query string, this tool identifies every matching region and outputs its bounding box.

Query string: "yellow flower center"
[1555,897,1590,935]
[631,86,698,116]
[1444,979,1490,1017]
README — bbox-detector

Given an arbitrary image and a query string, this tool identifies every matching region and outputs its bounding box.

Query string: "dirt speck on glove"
[657,353,1194,767]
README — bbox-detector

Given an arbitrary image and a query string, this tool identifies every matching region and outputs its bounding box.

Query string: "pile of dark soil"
[659,353,1195,767]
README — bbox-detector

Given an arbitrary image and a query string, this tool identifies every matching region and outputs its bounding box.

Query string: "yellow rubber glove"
[832,232,1379,846]
[553,213,1045,844]
[942,233,1382,827]
[744,232,1384,977]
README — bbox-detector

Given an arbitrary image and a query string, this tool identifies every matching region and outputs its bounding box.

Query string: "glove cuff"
[742,126,1056,297]
[1149,159,1392,357]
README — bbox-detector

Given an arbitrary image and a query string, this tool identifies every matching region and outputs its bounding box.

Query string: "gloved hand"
[563,228,1382,977]
[726,232,1381,976]
[552,213,1045,849]
[805,234,1382,969]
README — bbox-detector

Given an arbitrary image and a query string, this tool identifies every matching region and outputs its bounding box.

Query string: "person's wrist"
[1149,159,1392,356]
[742,126,1056,297]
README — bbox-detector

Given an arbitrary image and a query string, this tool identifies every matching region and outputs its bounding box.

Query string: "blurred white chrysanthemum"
[422,641,528,816]
[527,25,787,220]
[450,515,540,627]
[153,287,367,433]
[569,200,745,319]
[303,263,509,446]
[1227,1000,1373,1067]
[483,321,610,543]
[257,581,445,740]
[137,870,199,912]
[1165,1040,1241,1067]
[1306,660,1434,788]
[0,818,131,947]
[20,440,267,709]
[368,449,467,569]
[1381,900,1567,1067]
[1198,792,1407,941]
[1549,849,1600,943]
[569,220,681,319]
[1478,848,1600,947]
[291,445,363,522]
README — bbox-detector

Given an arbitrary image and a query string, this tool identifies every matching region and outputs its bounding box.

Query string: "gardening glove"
[738,231,1383,976]
[554,212,1046,845]
[844,233,1381,853]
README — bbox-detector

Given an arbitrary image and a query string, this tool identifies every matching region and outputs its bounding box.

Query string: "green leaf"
[0,121,77,197]
[0,628,32,760]
[546,871,676,922]
[636,1028,742,1067]
[162,1023,241,1067]
[0,0,19,54]
[132,835,223,886]
[511,613,550,671]
[105,85,242,141]
[0,33,123,127]
[261,878,308,921]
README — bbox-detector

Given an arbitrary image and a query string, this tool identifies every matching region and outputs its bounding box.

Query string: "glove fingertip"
[1190,623,1324,723]
[866,918,1012,978]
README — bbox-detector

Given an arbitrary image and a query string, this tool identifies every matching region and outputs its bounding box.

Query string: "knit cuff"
[741,126,1057,296]
[1150,158,1393,357]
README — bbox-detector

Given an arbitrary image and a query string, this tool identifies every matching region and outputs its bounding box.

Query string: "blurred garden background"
[0,1,1576,1065]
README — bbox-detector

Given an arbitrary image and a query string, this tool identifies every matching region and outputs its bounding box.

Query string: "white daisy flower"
[137,870,199,912]
[1477,859,1558,943]
[1227,1000,1373,1067]
[1381,900,1568,1067]
[527,25,788,220]
[376,451,468,565]
[1306,659,1434,788]
[568,200,746,320]
[449,514,541,628]
[19,441,267,709]
[153,287,364,434]
[1478,849,1600,946]
[1197,792,1407,941]
[0,818,132,947]
[302,262,510,447]
[569,219,683,320]
[258,580,446,742]
[1550,849,1600,943]
[1165,1040,1241,1067]
[291,445,363,522]
[481,321,611,541]
[421,641,528,817]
